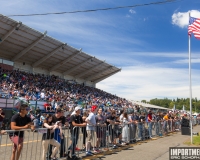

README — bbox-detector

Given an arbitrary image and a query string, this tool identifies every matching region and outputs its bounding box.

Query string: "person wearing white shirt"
[85,105,98,156]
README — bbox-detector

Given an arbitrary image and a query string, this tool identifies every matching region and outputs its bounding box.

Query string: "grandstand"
[0,14,121,87]
[0,14,171,115]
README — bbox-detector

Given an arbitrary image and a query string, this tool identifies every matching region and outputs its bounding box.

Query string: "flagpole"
[188,12,193,144]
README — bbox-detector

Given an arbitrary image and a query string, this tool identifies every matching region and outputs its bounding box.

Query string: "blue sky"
[1,0,200,101]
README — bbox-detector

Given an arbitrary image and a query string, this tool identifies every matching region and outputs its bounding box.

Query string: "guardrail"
[0,119,182,160]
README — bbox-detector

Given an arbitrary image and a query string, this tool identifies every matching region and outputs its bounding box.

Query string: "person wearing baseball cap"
[85,105,98,156]
[68,105,86,160]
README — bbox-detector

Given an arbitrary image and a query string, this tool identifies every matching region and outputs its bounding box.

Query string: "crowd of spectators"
[0,68,133,111]
[1,68,200,160]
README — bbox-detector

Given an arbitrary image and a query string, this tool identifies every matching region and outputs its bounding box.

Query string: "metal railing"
[0,120,182,160]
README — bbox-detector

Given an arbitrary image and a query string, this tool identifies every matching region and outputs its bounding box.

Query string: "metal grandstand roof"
[131,101,169,110]
[0,14,121,83]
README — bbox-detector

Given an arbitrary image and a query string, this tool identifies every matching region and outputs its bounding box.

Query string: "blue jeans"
[155,122,160,136]
[148,122,152,137]
[138,123,143,139]
[68,131,79,156]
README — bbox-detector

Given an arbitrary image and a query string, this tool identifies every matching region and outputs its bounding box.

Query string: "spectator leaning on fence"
[163,112,169,135]
[121,112,131,145]
[138,112,145,141]
[85,105,98,156]
[42,114,60,160]
[147,110,153,139]
[46,108,66,159]
[95,107,106,152]
[68,106,86,160]
[9,101,34,160]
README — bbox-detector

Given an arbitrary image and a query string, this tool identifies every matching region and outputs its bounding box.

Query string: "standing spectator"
[129,112,138,143]
[155,112,162,136]
[9,102,34,160]
[68,106,86,160]
[163,112,169,135]
[138,112,146,140]
[85,105,98,156]
[42,114,60,160]
[95,108,106,152]
[121,112,130,145]
[82,110,88,150]
[47,108,66,159]
[147,110,153,138]
[106,110,120,149]
[0,108,5,129]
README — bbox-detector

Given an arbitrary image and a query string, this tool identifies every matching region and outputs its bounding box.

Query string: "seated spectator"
[39,113,47,126]
[29,111,39,130]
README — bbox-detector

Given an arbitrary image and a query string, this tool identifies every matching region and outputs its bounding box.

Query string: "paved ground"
[100,125,200,160]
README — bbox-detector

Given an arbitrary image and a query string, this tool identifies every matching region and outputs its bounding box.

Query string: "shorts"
[96,127,106,138]
[87,130,95,141]
[10,135,24,150]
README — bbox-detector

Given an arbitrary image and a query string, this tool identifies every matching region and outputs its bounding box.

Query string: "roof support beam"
[86,66,113,81]
[0,22,22,44]
[32,43,66,67]
[11,31,47,61]
[75,60,105,78]
[93,69,121,83]
[50,49,82,72]
[63,56,95,75]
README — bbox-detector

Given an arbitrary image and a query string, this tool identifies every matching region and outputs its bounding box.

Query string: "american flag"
[188,16,200,40]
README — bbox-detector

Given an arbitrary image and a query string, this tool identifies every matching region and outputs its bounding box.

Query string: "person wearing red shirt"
[147,110,153,138]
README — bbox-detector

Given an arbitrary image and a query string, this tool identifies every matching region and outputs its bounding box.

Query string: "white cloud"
[97,65,200,101]
[129,9,136,14]
[172,10,200,28]
[173,58,200,64]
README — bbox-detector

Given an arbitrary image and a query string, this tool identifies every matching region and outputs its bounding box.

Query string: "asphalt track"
[0,125,199,160]
[100,125,200,160]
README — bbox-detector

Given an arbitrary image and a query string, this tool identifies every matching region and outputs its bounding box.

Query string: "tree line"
[141,98,200,113]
